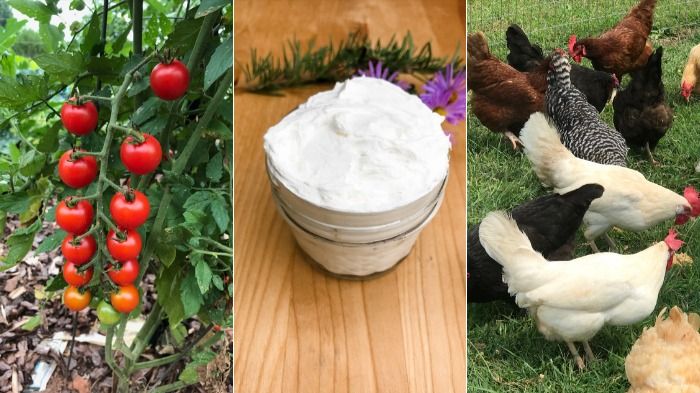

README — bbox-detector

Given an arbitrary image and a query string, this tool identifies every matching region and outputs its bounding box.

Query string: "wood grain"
[234,1,466,392]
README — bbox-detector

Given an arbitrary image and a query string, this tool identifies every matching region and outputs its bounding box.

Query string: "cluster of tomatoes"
[56,58,189,325]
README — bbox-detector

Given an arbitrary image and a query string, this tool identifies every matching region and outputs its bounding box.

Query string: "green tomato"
[97,301,120,326]
[70,0,85,11]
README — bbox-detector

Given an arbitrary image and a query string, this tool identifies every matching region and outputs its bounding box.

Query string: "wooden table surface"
[233,1,466,392]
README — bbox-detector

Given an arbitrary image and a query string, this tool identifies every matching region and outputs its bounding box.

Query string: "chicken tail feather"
[478,211,542,269]
[520,112,577,188]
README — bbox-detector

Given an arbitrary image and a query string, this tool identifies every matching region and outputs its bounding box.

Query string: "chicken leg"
[582,341,596,362]
[603,233,618,252]
[504,131,523,150]
[645,142,659,166]
[588,239,600,253]
[566,341,585,370]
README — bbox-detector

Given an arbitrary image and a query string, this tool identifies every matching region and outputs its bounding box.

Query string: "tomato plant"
[107,259,139,286]
[0,1,232,391]
[60,99,99,136]
[110,190,150,229]
[56,198,94,234]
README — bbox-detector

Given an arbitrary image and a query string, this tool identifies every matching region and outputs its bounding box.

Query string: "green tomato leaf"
[18,149,45,177]
[34,53,85,84]
[180,273,203,318]
[156,264,186,328]
[127,77,150,97]
[110,23,132,54]
[204,36,232,90]
[36,123,60,153]
[0,192,42,214]
[196,0,229,18]
[1,220,41,270]
[205,151,223,182]
[8,0,54,23]
[210,194,229,233]
[45,273,67,291]
[156,240,176,267]
[21,314,42,331]
[0,19,27,52]
[35,229,66,254]
[165,17,203,50]
[81,13,101,54]
[38,22,63,53]
[211,275,223,291]
[132,96,161,125]
[183,191,212,212]
[0,74,48,109]
[195,258,212,294]
[178,362,199,384]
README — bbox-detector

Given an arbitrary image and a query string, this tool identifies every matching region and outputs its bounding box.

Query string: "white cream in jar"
[263,77,451,213]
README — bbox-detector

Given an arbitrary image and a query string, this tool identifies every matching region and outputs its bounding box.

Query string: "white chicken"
[520,112,700,252]
[478,211,683,369]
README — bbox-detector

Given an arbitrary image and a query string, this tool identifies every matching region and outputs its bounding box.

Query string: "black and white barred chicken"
[546,51,628,166]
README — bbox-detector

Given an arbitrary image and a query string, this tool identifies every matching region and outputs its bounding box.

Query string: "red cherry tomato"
[60,99,98,136]
[106,229,142,261]
[120,134,162,175]
[61,234,97,264]
[150,59,190,100]
[56,198,94,234]
[110,190,150,229]
[107,259,139,286]
[110,284,140,313]
[58,150,98,188]
[62,260,93,286]
[63,286,91,311]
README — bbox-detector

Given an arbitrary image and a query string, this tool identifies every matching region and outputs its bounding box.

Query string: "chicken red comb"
[665,228,684,252]
[568,35,577,55]
[684,186,700,216]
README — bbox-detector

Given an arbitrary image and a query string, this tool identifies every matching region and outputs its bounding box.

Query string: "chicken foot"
[582,341,596,363]
[566,341,586,370]
[503,131,523,150]
[645,142,659,166]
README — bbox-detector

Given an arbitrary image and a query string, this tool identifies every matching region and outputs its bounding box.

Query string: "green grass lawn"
[468,2,700,392]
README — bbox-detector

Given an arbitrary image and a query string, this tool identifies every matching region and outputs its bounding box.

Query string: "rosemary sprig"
[239,30,463,93]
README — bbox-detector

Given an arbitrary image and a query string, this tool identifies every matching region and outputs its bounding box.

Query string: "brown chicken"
[569,0,657,78]
[625,306,700,392]
[467,32,549,149]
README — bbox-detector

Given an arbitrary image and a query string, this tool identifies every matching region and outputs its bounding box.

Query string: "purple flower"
[357,61,411,90]
[420,64,466,125]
